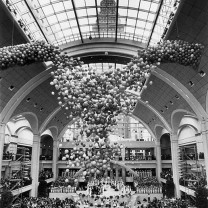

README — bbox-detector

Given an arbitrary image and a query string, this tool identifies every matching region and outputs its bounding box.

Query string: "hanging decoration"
[0,40,204,177]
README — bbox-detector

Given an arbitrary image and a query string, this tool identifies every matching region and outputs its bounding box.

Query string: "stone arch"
[10,112,38,135]
[48,126,59,141]
[154,125,167,142]
[171,109,195,134]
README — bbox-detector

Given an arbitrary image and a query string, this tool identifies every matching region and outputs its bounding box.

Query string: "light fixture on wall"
[188,81,194,87]
[199,70,206,77]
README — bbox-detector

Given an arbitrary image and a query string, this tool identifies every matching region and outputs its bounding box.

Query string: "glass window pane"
[150,3,158,12]
[148,13,155,21]
[135,28,144,36]
[138,11,148,20]
[42,5,54,16]
[75,0,86,8]
[136,20,146,28]
[88,17,97,24]
[77,9,87,17]
[85,0,95,6]
[87,8,97,16]
[125,26,134,33]
[80,26,89,33]
[53,2,65,12]
[67,11,75,19]
[140,0,151,11]
[51,24,61,33]
[118,8,128,17]
[79,18,89,25]
[129,0,140,8]
[60,22,70,30]
[128,9,138,18]
[47,15,58,24]
[63,1,73,10]
[63,29,73,36]
[57,13,68,21]
[127,18,136,26]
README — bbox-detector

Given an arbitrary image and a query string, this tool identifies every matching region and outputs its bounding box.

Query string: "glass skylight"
[4,0,181,47]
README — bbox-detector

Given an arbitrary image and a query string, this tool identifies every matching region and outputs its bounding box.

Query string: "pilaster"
[170,133,181,198]
[0,123,6,180]
[52,140,58,179]
[155,141,162,182]
[30,133,41,197]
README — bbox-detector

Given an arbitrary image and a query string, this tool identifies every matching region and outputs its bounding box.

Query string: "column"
[121,147,125,161]
[30,133,41,197]
[122,167,126,184]
[115,167,119,181]
[170,133,181,198]
[155,141,162,181]
[201,119,208,184]
[52,140,58,179]
[0,123,6,180]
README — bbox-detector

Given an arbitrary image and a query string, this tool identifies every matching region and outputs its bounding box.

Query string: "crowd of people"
[135,198,191,208]
[19,197,77,208]
[78,193,132,208]
[134,177,162,194]
[49,176,77,193]
[133,170,153,178]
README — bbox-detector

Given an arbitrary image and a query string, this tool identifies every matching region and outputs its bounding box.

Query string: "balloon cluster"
[63,141,123,177]
[0,40,204,177]
[140,40,203,69]
[0,41,62,69]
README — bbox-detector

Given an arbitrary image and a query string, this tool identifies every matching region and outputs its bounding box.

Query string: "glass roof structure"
[4,0,180,47]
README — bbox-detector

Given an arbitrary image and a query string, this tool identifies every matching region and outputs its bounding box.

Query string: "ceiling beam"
[23,0,49,43]
[115,0,119,42]
[71,0,84,43]
[95,0,100,38]
[146,0,164,47]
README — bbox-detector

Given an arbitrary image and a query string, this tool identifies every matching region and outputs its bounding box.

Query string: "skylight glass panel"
[87,8,96,16]
[77,9,87,17]
[143,30,150,37]
[74,0,86,8]
[145,22,152,30]
[63,29,73,36]
[51,24,61,33]
[127,18,136,26]
[80,26,89,33]
[38,0,50,6]
[150,2,158,12]
[135,28,144,35]
[67,11,75,19]
[42,18,49,27]
[69,20,77,27]
[136,20,146,28]
[55,31,64,39]
[85,0,95,6]
[22,13,33,24]
[138,11,148,20]
[128,9,138,18]
[140,0,151,10]
[47,15,58,24]
[88,17,97,24]
[63,1,73,10]
[118,8,128,16]
[147,13,155,21]
[129,0,140,8]
[53,2,65,12]
[71,27,79,35]
[57,13,67,22]
[15,1,27,14]
[79,18,89,25]
[60,22,70,30]
[125,26,134,33]
[42,5,54,16]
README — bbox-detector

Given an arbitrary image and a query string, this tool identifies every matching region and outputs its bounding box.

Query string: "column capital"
[33,133,41,143]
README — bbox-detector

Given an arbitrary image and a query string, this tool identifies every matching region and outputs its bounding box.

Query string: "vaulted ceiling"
[1,0,208,138]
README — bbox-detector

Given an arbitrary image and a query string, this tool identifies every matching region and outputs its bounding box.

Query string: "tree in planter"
[0,190,14,208]
[195,186,208,208]
[38,179,48,197]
